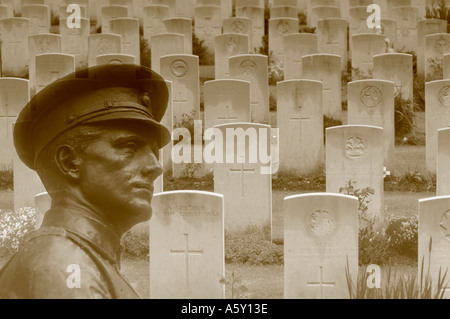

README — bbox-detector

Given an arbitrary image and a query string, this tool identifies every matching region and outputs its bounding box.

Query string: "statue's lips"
[131,182,154,194]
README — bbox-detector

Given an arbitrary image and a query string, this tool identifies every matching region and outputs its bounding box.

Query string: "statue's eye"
[121,141,138,154]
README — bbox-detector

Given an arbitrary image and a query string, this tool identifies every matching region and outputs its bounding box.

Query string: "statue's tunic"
[0,209,140,299]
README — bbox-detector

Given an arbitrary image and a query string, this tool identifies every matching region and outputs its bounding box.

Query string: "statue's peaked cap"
[14,64,171,170]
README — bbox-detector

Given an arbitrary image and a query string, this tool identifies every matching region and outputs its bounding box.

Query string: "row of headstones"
[149,190,450,299]
[2,51,448,186]
[0,47,446,166]
[3,14,449,84]
[34,189,450,299]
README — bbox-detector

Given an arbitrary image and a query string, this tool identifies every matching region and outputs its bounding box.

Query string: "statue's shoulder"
[0,226,111,299]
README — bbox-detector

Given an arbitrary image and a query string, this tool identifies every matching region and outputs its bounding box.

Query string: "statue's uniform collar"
[41,209,124,266]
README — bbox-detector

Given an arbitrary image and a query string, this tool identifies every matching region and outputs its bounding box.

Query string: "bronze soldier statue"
[0,64,171,298]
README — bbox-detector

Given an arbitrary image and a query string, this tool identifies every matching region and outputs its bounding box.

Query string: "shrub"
[268,57,284,85]
[426,56,443,82]
[426,0,447,20]
[140,36,151,68]
[298,12,307,25]
[395,92,416,144]
[225,226,283,266]
[386,216,418,257]
[340,180,392,265]
[50,10,60,26]
[0,208,36,258]
[255,34,269,56]
[122,231,149,258]
[358,224,392,265]
[173,109,201,146]
[0,168,13,191]
[193,33,213,65]
[346,238,448,299]
[299,26,316,33]
[269,93,277,112]
[414,75,425,112]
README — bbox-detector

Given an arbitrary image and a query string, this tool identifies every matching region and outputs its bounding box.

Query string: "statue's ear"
[55,145,82,181]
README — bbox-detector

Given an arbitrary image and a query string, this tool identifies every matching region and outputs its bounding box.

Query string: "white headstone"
[417,19,447,78]
[236,0,264,7]
[392,6,418,53]
[109,0,133,14]
[0,18,30,77]
[326,125,384,219]
[223,17,253,50]
[149,191,225,299]
[425,34,450,83]
[163,17,192,54]
[110,18,140,64]
[213,122,272,238]
[0,5,9,20]
[351,33,386,80]
[386,0,411,16]
[22,4,49,35]
[96,53,135,65]
[444,53,450,79]
[437,128,450,196]
[284,193,358,299]
[229,54,269,123]
[0,79,28,168]
[0,0,13,17]
[347,80,395,174]
[214,34,249,79]
[270,5,297,18]
[149,0,176,16]
[204,80,251,129]
[418,196,450,299]
[235,6,264,52]
[160,54,200,126]
[310,5,340,28]
[283,33,318,80]
[268,18,299,64]
[194,5,222,58]
[349,0,372,6]
[60,17,89,70]
[426,80,450,174]
[35,53,75,93]
[150,33,184,74]
[175,0,193,18]
[101,5,128,34]
[317,18,347,71]
[302,54,342,120]
[143,5,170,45]
[373,53,413,105]
[64,0,90,19]
[88,33,122,67]
[28,33,61,95]
[349,6,372,39]
[278,79,324,175]
[380,18,397,50]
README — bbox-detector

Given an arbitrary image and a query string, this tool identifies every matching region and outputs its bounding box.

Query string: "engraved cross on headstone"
[217,104,238,122]
[290,88,311,140]
[173,85,189,119]
[170,233,203,290]
[230,156,255,197]
[307,266,336,298]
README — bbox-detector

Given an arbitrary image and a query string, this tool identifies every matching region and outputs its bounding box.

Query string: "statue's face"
[77,123,162,226]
